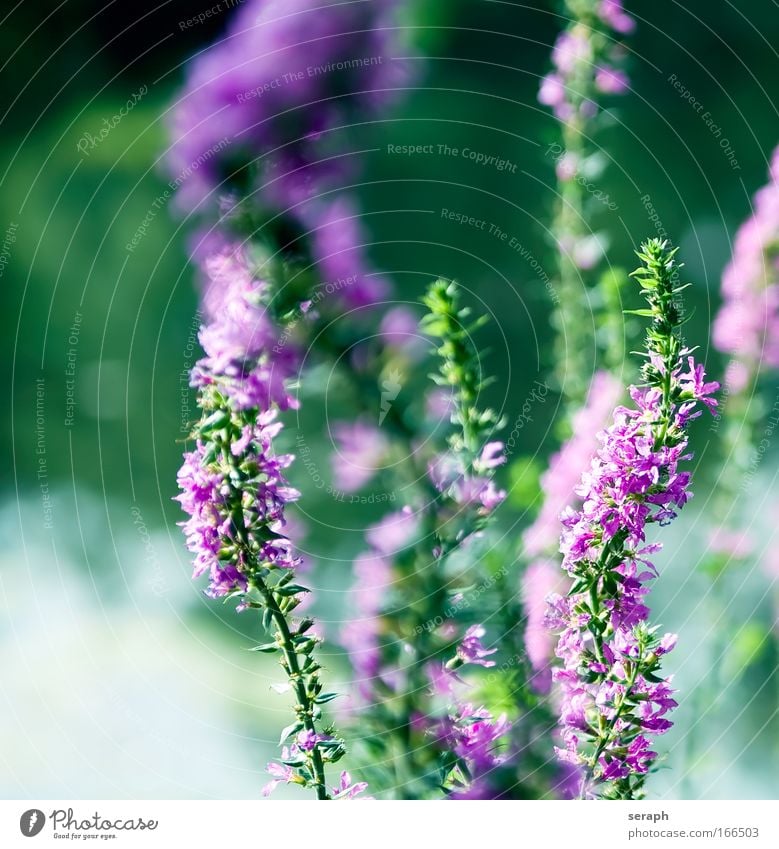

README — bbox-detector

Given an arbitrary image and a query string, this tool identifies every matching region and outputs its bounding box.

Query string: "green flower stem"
[252,575,330,800]
[545,1,635,412]
[206,400,337,801]
[552,118,590,406]
[581,652,641,798]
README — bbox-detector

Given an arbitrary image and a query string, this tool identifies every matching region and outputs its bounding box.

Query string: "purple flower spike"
[548,240,718,799]
[714,150,779,387]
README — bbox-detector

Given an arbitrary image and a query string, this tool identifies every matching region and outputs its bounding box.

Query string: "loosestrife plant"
[176,247,362,801]
[539,0,635,407]
[713,144,779,388]
[547,239,718,799]
[511,1,636,783]
[681,146,779,782]
[169,3,412,799]
[420,282,511,796]
[521,370,622,692]
[341,281,511,797]
[709,143,779,558]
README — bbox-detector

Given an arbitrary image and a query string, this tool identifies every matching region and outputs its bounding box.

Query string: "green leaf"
[199,409,230,434]
[279,721,304,744]
[568,577,591,596]
[277,584,309,597]
[643,670,665,684]
[248,642,279,653]
[317,738,343,750]
[314,693,340,704]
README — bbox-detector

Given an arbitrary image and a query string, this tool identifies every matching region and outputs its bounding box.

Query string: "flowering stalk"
[176,247,361,800]
[427,629,511,799]
[340,281,510,797]
[547,239,718,799]
[697,148,779,643]
[420,284,578,799]
[167,0,416,801]
[316,291,535,799]
[520,2,635,761]
[681,146,779,789]
[521,1,635,769]
[420,280,506,534]
[710,144,779,548]
[167,0,410,313]
[521,371,622,694]
[713,145,779,390]
[180,397,344,800]
[417,283,510,797]
[539,0,635,407]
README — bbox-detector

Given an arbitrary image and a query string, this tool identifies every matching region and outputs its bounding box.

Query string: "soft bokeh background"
[2,0,778,799]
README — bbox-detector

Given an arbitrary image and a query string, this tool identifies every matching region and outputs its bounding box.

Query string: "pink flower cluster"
[538,3,634,123]
[330,419,389,493]
[428,628,510,799]
[713,145,779,392]
[340,507,419,705]
[177,411,301,598]
[340,550,394,703]
[524,371,622,557]
[191,246,301,412]
[521,558,568,692]
[547,356,717,790]
[428,441,507,519]
[521,372,621,692]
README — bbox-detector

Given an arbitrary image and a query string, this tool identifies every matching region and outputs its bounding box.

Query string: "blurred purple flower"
[455,625,497,668]
[713,145,779,380]
[340,550,392,704]
[708,527,754,560]
[524,370,621,557]
[598,0,636,34]
[365,506,419,555]
[521,558,567,692]
[539,11,632,125]
[595,66,630,94]
[166,0,408,211]
[304,196,391,307]
[331,418,389,492]
[379,306,426,358]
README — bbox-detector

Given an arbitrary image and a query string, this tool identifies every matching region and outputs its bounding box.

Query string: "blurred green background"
[2,0,778,799]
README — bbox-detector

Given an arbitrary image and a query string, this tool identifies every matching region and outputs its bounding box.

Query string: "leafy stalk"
[549,239,718,800]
